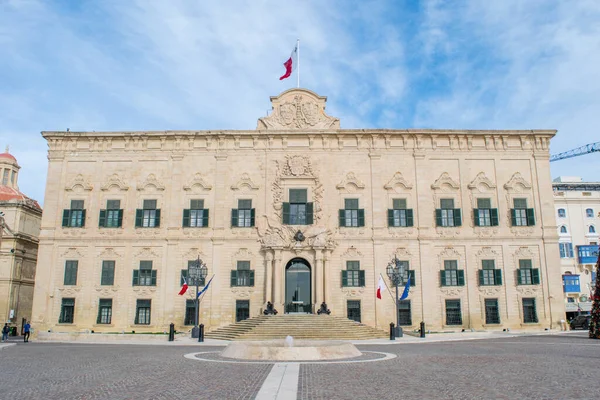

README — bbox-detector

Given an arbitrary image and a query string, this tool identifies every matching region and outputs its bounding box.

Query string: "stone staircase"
[205,314,388,340]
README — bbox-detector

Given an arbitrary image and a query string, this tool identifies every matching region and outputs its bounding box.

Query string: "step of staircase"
[205,314,388,340]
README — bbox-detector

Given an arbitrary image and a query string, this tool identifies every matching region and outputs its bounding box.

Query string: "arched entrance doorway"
[285,258,312,313]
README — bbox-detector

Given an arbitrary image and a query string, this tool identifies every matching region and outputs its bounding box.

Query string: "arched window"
[590,225,596,234]
[587,208,594,218]
[560,226,568,234]
[558,208,566,218]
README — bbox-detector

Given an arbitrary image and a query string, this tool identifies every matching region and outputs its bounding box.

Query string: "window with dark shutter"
[101,260,115,285]
[64,260,78,285]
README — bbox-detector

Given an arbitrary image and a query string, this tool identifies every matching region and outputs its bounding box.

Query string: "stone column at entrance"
[323,250,332,306]
[272,249,283,310]
[264,251,273,305]
[315,249,324,307]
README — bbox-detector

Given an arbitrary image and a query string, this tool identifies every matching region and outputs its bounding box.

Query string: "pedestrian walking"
[1,323,9,342]
[23,321,31,343]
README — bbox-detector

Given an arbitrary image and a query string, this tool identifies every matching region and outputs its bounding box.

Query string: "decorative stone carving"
[230,173,259,191]
[183,173,213,192]
[94,286,120,296]
[440,288,462,296]
[341,246,363,259]
[393,247,412,260]
[468,172,496,191]
[98,248,123,259]
[438,246,464,264]
[479,287,502,296]
[100,173,129,191]
[436,227,460,238]
[342,287,365,297]
[515,286,540,296]
[98,229,124,237]
[387,227,415,238]
[431,172,460,191]
[65,174,93,192]
[135,229,161,237]
[183,248,206,260]
[384,172,413,191]
[132,287,157,296]
[257,89,340,130]
[474,227,499,238]
[58,287,81,296]
[257,216,336,251]
[136,174,165,191]
[134,247,161,260]
[231,287,252,298]
[504,172,532,192]
[336,172,365,192]
[60,247,85,259]
[510,226,534,237]
[61,228,88,237]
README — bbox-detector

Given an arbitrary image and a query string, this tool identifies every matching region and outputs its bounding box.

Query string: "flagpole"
[297,38,300,88]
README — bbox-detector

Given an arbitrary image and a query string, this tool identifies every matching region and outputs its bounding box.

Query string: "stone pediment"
[257,89,340,130]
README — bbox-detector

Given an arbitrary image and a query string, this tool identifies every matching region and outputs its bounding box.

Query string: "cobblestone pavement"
[1,333,599,400]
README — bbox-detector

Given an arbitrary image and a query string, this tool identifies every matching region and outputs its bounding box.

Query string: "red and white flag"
[178,276,189,296]
[279,44,298,81]
[377,275,386,299]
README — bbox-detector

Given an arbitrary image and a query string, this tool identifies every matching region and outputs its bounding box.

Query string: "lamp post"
[387,256,409,338]
[187,257,208,339]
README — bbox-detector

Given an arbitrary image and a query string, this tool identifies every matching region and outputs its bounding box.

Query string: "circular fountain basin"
[220,339,362,361]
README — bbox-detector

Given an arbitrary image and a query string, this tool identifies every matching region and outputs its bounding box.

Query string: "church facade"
[31,89,565,334]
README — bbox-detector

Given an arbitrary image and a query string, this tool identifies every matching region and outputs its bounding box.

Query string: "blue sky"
[1,0,600,205]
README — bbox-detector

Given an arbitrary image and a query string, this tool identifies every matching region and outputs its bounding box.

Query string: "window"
[441,260,464,286]
[339,199,364,227]
[558,208,566,218]
[388,199,414,227]
[586,208,594,218]
[479,260,502,286]
[511,198,535,226]
[445,300,462,326]
[560,226,568,234]
[62,200,86,228]
[522,298,538,323]
[562,275,580,293]
[342,261,365,287]
[283,189,313,225]
[99,200,123,228]
[132,261,157,286]
[436,199,461,227]
[230,261,255,287]
[567,297,575,303]
[184,300,195,325]
[101,260,115,285]
[484,299,500,324]
[135,299,151,325]
[183,199,209,228]
[397,300,412,326]
[11,171,16,184]
[2,169,8,185]
[474,198,498,227]
[232,199,255,227]
[97,299,112,324]
[135,200,160,228]
[64,260,78,285]
[517,259,540,285]
[59,298,75,323]
[559,243,574,258]
[590,226,596,234]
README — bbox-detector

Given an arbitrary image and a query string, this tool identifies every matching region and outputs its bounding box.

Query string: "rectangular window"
[102,200,122,228]
[64,260,78,285]
[133,261,157,286]
[97,299,112,324]
[563,275,581,293]
[62,200,86,228]
[559,243,574,258]
[393,199,407,209]
[135,200,160,228]
[511,198,535,226]
[190,199,204,209]
[347,300,361,323]
[437,199,461,227]
[480,260,501,286]
[143,199,157,209]
[233,199,254,227]
[445,299,462,325]
[477,198,491,209]
[59,298,75,323]
[440,199,454,209]
[517,259,540,285]
[522,298,538,323]
[101,260,115,286]
[485,299,500,324]
[285,189,311,225]
[11,171,16,184]
[474,198,498,227]
[441,260,464,286]
[289,189,307,203]
[340,198,364,227]
[135,300,151,325]
[388,199,413,227]
[397,300,412,326]
[2,169,8,185]
[234,261,253,287]
[341,261,365,287]
[184,299,195,325]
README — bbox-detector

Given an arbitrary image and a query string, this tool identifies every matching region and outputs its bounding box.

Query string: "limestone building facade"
[31,89,565,334]
[552,176,599,320]
[0,149,42,333]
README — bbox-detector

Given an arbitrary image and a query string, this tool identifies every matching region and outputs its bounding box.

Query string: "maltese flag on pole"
[178,276,188,296]
[377,275,386,299]
[279,44,298,80]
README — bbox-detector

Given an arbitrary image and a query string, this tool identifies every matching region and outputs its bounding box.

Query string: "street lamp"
[187,257,208,339]
[387,256,409,337]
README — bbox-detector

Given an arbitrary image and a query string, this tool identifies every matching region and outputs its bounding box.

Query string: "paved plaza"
[1,333,599,399]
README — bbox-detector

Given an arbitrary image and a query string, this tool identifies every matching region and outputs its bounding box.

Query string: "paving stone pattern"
[1,334,599,400]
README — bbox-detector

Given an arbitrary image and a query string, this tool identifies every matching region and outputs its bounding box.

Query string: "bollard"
[199,323,204,343]
[389,322,395,341]
[420,321,426,338]
[168,323,175,342]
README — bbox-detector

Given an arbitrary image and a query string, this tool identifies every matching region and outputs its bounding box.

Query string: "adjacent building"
[552,176,599,320]
[31,89,565,335]
[0,148,42,333]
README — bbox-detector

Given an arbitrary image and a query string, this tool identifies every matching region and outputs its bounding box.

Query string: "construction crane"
[550,141,600,162]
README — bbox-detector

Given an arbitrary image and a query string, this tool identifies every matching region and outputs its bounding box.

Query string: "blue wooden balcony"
[577,245,599,264]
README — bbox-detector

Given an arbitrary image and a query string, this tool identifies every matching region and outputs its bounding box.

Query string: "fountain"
[220,335,362,361]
